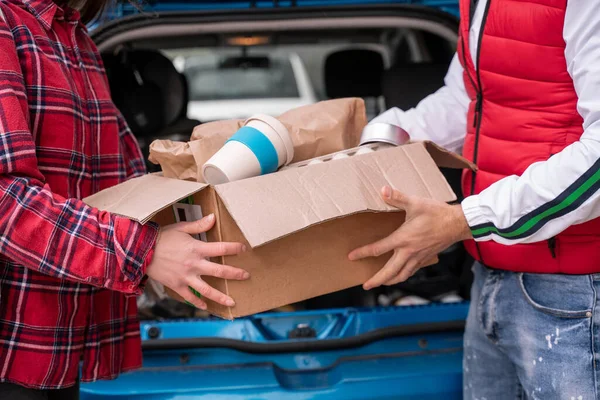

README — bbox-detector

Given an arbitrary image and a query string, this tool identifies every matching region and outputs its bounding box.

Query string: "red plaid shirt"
[0,0,159,389]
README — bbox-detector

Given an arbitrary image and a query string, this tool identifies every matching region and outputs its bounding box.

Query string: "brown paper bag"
[147,140,197,181]
[190,119,244,142]
[149,120,243,181]
[278,97,365,162]
[149,98,367,182]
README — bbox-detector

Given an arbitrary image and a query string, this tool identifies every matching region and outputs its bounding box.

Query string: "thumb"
[381,186,411,210]
[177,213,215,235]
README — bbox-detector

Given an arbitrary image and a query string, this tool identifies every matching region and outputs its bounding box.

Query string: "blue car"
[82,1,471,398]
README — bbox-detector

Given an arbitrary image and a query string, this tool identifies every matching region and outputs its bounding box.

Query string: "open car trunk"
[81,2,472,399]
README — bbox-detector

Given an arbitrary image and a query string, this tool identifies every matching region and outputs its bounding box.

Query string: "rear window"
[184,57,300,101]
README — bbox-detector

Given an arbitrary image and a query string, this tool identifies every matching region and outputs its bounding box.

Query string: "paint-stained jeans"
[464,262,599,400]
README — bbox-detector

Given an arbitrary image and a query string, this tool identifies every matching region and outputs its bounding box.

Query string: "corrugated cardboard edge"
[83,175,209,224]
[213,191,234,320]
[137,193,198,224]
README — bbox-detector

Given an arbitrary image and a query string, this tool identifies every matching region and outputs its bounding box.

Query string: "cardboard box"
[84,142,474,319]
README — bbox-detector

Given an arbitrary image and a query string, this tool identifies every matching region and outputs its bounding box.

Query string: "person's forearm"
[0,174,159,293]
[462,137,600,244]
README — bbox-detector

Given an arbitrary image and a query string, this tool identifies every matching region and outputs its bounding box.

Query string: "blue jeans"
[464,262,600,400]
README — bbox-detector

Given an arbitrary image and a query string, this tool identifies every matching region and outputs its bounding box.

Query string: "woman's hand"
[146,214,249,310]
[349,186,472,290]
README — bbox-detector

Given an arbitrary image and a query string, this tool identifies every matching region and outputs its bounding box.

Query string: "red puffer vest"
[458,0,600,274]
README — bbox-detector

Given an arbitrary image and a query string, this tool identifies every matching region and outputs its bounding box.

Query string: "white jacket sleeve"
[462,1,600,244]
[370,54,469,153]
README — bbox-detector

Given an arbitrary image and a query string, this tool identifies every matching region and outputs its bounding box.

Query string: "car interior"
[97,22,473,320]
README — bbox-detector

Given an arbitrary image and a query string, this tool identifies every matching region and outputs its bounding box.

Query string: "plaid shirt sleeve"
[0,19,159,295]
[117,109,148,179]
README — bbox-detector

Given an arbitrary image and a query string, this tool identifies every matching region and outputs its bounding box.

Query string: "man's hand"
[147,214,249,310]
[348,186,472,290]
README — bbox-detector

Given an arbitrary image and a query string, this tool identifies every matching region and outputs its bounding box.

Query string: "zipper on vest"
[473,94,482,127]
[468,0,492,265]
[547,237,557,258]
[469,0,492,196]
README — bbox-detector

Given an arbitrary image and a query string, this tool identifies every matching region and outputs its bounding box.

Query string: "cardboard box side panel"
[400,145,456,203]
[189,188,231,319]
[150,189,232,320]
[215,142,456,249]
[198,191,236,319]
[218,206,407,318]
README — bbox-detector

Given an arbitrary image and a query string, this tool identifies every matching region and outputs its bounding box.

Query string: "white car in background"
[174,52,317,121]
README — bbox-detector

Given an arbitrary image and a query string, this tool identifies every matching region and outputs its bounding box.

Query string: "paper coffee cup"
[245,114,294,167]
[202,114,294,185]
[203,141,262,185]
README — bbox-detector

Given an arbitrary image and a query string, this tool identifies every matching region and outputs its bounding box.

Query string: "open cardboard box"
[84,141,475,319]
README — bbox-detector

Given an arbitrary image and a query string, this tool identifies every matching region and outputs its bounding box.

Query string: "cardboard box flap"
[422,141,478,171]
[215,142,456,248]
[83,175,208,224]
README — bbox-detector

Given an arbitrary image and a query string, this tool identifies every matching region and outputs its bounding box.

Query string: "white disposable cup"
[332,153,350,160]
[203,141,261,185]
[244,114,294,168]
[202,114,294,185]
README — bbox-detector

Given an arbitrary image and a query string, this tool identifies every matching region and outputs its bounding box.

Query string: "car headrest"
[382,62,448,110]
[103,49,189,136]
[324,49,384,99]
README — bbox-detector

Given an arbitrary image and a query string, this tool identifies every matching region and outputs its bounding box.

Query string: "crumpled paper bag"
[149,120,243,181]
[148,98,367,182]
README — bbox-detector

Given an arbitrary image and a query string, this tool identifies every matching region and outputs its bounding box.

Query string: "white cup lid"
[244,114,294,164]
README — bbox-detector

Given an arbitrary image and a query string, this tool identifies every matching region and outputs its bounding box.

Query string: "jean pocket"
[518,273,594,318]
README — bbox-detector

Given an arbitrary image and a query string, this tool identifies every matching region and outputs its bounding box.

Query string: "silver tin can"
[359,123,410,146]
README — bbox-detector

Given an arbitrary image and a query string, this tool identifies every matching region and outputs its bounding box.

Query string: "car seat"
[381,61,459,194]
[103,49,201,172]
[324,49,385,119]
[382,62,448,110]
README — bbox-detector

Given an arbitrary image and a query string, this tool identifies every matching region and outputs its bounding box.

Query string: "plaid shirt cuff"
[111,219,160,294]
